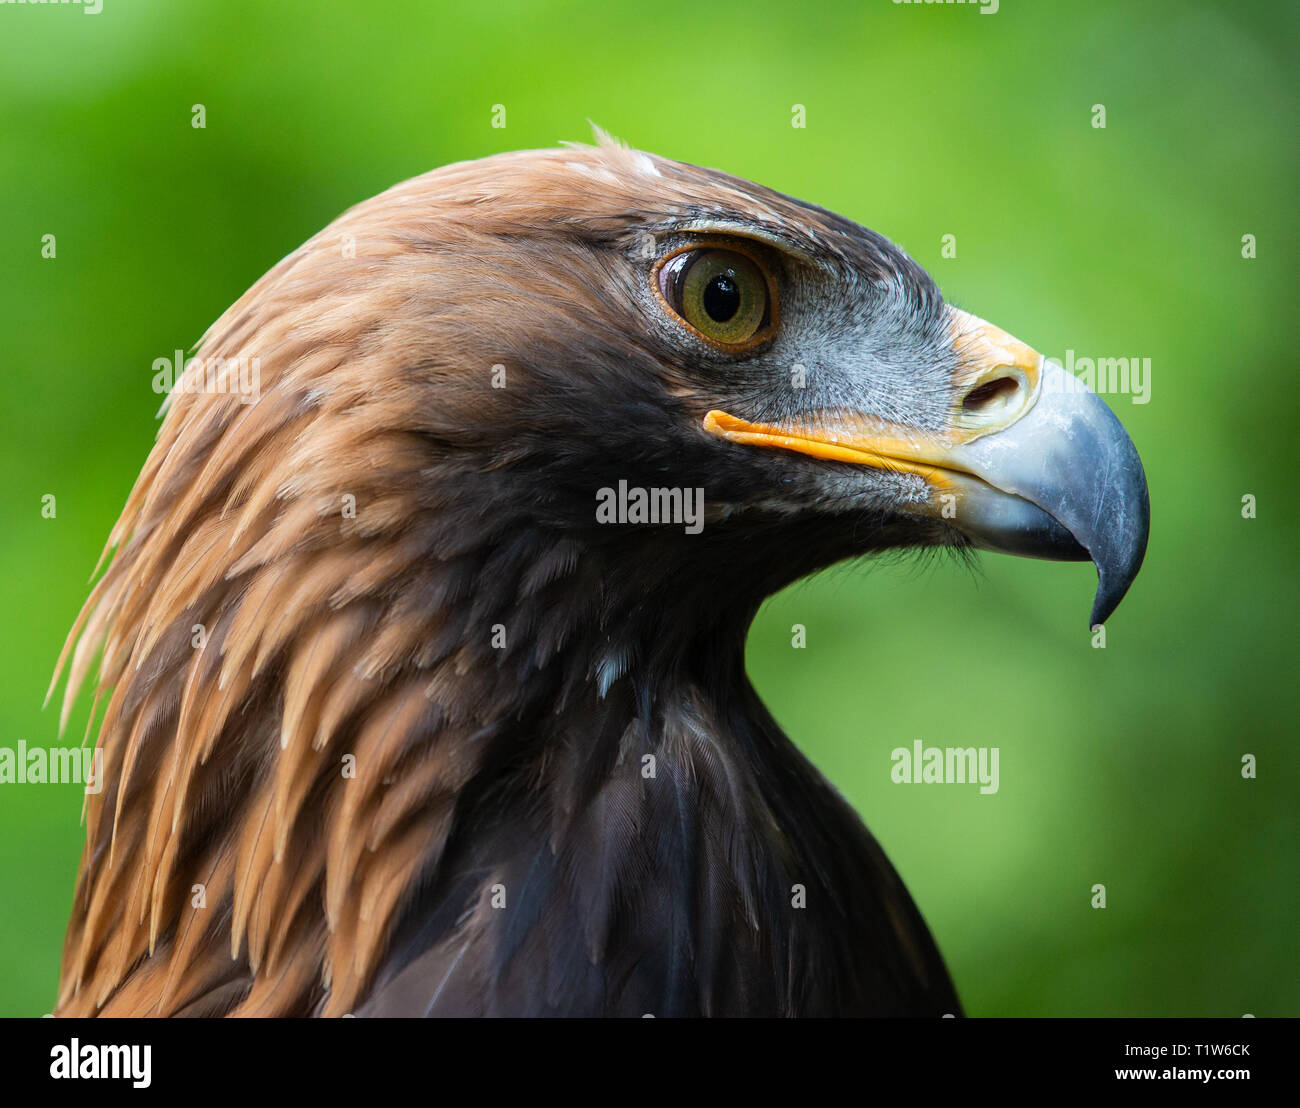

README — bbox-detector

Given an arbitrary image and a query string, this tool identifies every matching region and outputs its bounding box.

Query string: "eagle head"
[54,134,1148,1017]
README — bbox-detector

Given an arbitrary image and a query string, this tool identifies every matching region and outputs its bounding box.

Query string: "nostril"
[962,375,1020,416]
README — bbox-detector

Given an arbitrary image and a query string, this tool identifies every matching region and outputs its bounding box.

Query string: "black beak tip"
[1085,484,1150,628]
[1090,573,1132,628]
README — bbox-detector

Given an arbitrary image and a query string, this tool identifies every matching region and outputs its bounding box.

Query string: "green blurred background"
[1,0,1295,1017]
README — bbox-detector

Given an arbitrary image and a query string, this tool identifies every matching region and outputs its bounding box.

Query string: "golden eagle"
[51,136,1148,1017]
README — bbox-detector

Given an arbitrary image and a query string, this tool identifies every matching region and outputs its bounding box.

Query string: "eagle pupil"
[703,273,740,322]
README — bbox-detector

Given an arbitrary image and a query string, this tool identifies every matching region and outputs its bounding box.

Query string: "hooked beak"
[702,308,1150,626]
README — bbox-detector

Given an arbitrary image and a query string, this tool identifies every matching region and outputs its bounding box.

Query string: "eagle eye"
[655,246,775,348]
